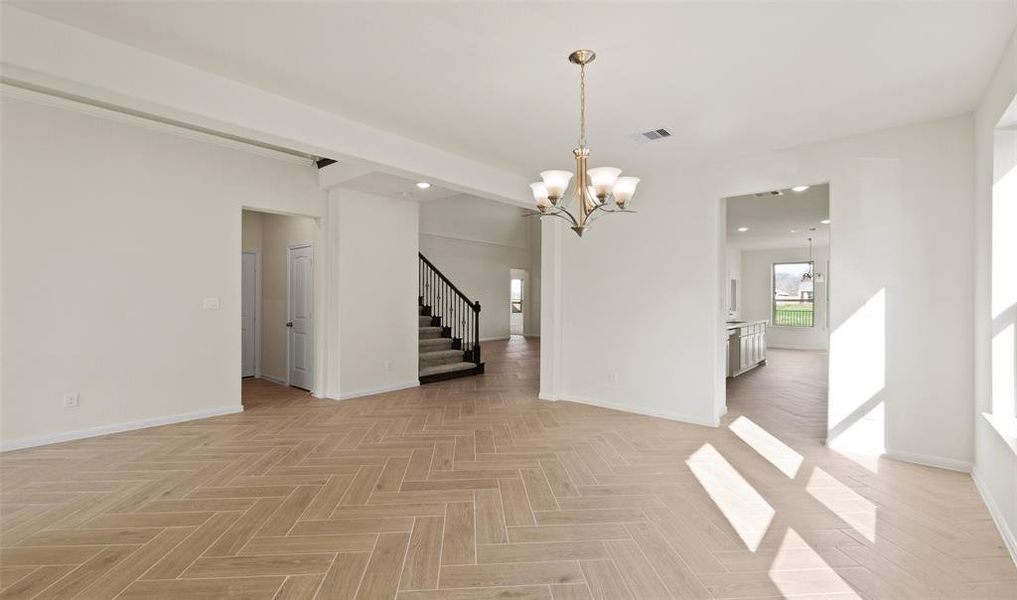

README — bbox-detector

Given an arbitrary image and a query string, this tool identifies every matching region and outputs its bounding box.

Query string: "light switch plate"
[202,297,221,310]
[63,393,79,408]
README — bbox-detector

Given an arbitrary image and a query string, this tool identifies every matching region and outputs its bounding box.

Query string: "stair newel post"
[473,301,481,364]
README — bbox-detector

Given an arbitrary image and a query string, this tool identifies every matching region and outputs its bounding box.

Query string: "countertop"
[726,319,769,331]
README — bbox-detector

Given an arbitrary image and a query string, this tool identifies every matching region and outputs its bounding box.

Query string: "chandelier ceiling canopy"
[530,49,639,237]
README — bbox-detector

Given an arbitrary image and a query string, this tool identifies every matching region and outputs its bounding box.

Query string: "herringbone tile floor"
[1,338,1014,599]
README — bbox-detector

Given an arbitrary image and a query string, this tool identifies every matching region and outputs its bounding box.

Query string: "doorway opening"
[723,184,831,443]
[241,209,318,406]
[510,268,526,337]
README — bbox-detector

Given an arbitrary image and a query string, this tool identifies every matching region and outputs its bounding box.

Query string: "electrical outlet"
[62,392,79,408]
[202,297,221,310]
[609,372,619,384]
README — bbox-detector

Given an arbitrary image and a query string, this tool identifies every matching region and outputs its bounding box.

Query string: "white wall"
[1,95,326,448]
[542,114,976,465]
[973,27,1017,563]
[740,245,830,351]
[334,189,419,398]
[419,195,540,340]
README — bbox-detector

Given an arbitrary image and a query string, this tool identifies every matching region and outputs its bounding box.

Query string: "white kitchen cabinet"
[727,320,768,377]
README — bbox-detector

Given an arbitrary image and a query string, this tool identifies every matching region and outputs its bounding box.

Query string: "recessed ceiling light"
[416,181,431,189]
[791,185,810,192]
[790,229,798,233]
[737,227,749,232]
[821,219,831,224]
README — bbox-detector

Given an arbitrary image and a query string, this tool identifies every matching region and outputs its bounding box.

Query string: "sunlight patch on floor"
[806,467,877,542]
[687,443,775,552]
[768,528,862,598]
[729,415,803,478]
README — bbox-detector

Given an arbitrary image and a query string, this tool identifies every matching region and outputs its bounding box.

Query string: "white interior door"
[287,244,314,390]
[241,252,257,378]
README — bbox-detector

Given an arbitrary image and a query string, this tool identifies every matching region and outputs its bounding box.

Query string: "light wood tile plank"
[580,559,633,600]
[355,531,410,599]
[399,516,442,591]
[474,488,507,544]
[315,552,370,599]
[441,502,475,566]
[499,478,536,527]
[183,554,334,578]
[439,561,585,588]
[603,539,673,600]
[76,527,194,599]
[240,534,377,555]
[117,576,285,599]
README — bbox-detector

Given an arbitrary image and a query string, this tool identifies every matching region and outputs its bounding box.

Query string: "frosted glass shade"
[587,167,621,198]
[530,182,548,203]
[613,176,640,207]
[540,170,573,199]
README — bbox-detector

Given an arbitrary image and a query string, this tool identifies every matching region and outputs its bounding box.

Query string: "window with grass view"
[773,262,814,327]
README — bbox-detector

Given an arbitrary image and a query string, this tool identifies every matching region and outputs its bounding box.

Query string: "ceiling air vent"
[631,127,673,144]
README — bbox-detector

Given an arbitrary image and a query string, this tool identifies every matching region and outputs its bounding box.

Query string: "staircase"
[418,253,485,383]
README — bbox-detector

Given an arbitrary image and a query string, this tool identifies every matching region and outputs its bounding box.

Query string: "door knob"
[286,322,294,327]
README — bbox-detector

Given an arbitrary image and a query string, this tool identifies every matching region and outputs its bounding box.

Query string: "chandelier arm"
[586,202,615,219]
[539,208,580,228]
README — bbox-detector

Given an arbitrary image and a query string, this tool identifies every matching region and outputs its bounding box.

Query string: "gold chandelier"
[530,49,639,237]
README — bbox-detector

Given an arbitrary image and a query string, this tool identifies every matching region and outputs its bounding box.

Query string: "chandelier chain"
[579,62,586,149]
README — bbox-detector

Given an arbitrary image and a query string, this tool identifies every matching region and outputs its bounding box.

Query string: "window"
[510,278,523,313]
[773,262,814,327]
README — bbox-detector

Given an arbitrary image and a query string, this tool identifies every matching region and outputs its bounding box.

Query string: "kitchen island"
[726,320,767,377]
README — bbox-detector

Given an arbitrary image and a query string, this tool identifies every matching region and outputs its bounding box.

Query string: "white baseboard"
[972,467,1017,567]
[767,343,829,351]
[884,448,973,472]
[538,393,559,402]
[480,336,510,342]
[258,374,286,386]
[329,380,420,401]
[557,394,719,428]
[0,405,244,452]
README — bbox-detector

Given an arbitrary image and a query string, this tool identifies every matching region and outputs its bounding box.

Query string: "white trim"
[420,231,528,251]
[538,393,559,402]
[329,380,420,401]
[973,467,1017,567]
[241,250,262,378]
[0,405,243,452]
[259,374,287,386]
[556,394,720,428]
[0,84,312,166]
[883,448,973,472]
[480,336,511,342]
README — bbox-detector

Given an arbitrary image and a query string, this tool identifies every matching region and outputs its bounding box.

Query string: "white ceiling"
[339,172,461,202]
[727,184,829,250]
[13,2,1017,181]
